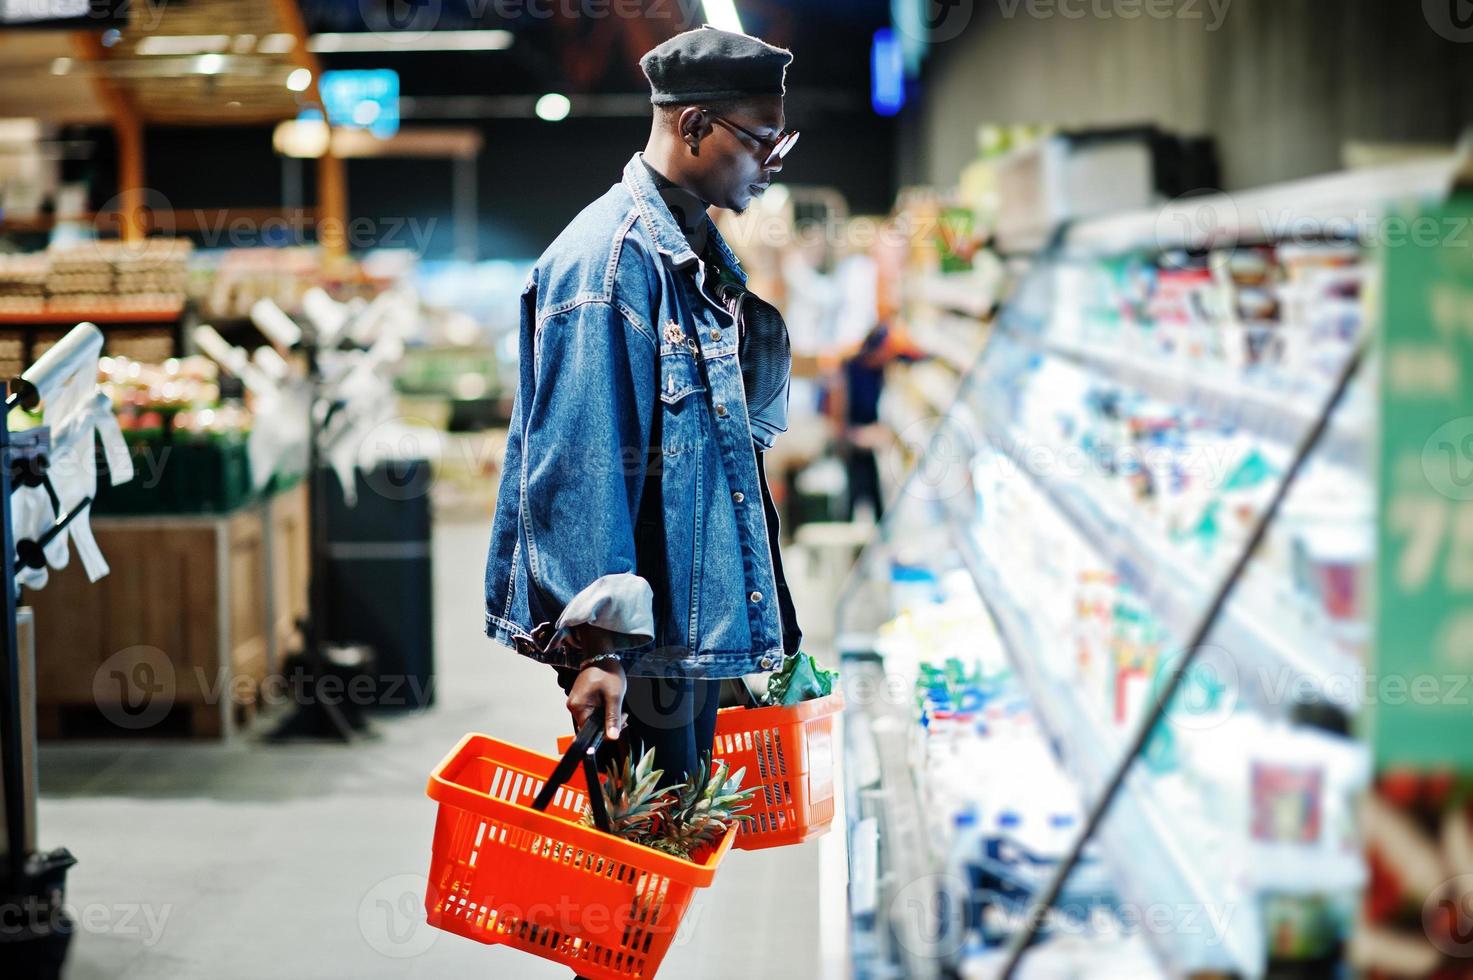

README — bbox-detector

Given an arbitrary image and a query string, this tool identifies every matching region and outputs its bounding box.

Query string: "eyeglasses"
[703,111,800,168]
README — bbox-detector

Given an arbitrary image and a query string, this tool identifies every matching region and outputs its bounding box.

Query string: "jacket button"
[759,656,775,670]
[710,329,721,341]
[749,591,762,603]
[715,404,728,417]
[732,491,744,503]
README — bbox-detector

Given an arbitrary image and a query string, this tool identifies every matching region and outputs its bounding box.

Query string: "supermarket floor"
[36,518,848,980]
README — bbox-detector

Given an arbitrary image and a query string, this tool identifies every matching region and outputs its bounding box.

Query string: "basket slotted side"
[556,693,845,852]
[425,735,733,980]
[715,693,843,849]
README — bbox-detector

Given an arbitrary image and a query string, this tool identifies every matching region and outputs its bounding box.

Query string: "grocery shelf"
[0,307,185,325]
[1002,325,1366,466]
[981,420,1362,713]
[912,272,997,319]
[1062,156,1462,257]
[908,313,988,374]
[841,655,942,980]
[953,537,1262,977]
[845,159,1433,980]
[889,363,962,427]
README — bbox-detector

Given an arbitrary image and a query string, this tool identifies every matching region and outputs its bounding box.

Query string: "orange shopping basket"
[425,718,735,980]
[714,692,843,849]
[557,691,844,851]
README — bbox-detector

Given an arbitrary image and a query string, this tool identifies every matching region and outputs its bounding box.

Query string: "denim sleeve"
[522,299,658,661]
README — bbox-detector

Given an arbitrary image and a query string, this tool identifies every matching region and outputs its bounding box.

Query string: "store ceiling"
[89,0,312,125]
[0,31,103,123]
[0,0,889,128]
[0,0,312,126]
[302,0,889,105]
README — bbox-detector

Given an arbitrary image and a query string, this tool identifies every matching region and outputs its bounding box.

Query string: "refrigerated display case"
[837,156,1467,978]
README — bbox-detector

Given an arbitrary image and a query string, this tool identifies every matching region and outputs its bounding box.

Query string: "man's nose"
[764,156,784,177]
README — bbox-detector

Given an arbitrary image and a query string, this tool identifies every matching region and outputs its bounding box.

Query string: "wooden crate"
[25,490,300,739]
[265,481,309,674]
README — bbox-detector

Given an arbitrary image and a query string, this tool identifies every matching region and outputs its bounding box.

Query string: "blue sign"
[871,28,905,117]
[318,69,400,139]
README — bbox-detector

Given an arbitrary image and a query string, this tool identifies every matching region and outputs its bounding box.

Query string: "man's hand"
[564,626,627,741]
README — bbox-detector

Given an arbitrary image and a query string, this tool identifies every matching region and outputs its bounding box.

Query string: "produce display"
[0,240,190,314]
[190,246,392,321]
[95,354,258,514]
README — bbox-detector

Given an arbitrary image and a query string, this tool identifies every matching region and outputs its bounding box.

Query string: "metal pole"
[0,382,29,882]
[998,336,1369,977]
[453,155,478,263]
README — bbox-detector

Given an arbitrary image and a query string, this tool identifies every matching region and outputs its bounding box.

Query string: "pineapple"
[582,744,681,840]
[643,754,757,860]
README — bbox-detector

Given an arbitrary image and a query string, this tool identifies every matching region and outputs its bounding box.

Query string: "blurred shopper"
[482,27,804,812]
[827,316,924,522]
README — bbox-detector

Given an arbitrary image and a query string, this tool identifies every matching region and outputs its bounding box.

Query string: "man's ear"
[677,106,712,155]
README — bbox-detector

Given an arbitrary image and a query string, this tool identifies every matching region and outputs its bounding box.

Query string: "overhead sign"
[871,28,905,117]
[317,69,400,139]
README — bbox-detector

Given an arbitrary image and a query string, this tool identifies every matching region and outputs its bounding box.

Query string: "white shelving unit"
[981,413,1363,712]
[838,156,1464,979]
[955,538,1261,974]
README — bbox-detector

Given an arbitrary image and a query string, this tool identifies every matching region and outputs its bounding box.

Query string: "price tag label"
[1374,192,1473,768]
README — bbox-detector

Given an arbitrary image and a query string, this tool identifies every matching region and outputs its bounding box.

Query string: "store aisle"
[37,519,825,980]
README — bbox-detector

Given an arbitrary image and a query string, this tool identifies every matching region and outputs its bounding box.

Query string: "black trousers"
[843,444,884,521]
[554,668,722,791]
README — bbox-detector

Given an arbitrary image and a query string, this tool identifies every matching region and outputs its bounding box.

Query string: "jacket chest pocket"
[659,345,706,456]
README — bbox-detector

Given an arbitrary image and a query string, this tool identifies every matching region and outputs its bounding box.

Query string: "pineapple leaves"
[582,747,756,860]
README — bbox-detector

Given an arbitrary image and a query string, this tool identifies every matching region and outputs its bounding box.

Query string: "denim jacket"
[483,153,801,679]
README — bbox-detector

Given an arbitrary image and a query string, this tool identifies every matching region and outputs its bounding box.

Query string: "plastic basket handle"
[720,677,762,709]
[530,716,611,834]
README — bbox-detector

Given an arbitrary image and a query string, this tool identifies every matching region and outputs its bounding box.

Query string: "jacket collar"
[622,153,746,286]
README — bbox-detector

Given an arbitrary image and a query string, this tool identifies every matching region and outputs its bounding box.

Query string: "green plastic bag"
[764,651,837,707]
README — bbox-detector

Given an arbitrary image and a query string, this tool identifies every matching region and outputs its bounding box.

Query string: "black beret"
[640,26,792,106]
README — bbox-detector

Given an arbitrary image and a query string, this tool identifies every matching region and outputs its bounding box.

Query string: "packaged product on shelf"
[1174,712,1367,892]
[1072,570,1117,703]
[936,206,981,273]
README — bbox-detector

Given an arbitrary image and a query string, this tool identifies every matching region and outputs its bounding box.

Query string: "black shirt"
[642,158,803,657]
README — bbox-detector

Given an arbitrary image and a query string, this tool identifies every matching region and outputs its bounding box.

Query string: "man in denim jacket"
[483,27,803,788]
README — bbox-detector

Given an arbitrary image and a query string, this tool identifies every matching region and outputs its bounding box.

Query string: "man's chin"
[718,192,752,214]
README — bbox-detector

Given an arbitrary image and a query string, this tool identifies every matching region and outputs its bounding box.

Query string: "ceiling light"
[258,34,296,54]
[535,93,571,122]
[50,57,72,76]
[273,119,331,159]
[198,53,224,75]
[136,34,230,56]
[306,30,513,53]
[702,0,744,33]
[0,120,42,142]
[286,67,312,92]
